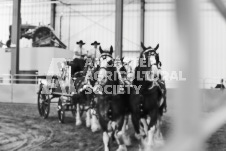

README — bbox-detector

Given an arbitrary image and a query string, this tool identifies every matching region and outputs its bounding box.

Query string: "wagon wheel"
[37,92,50,119]
[37,91,43,116]
[58,98,65,123]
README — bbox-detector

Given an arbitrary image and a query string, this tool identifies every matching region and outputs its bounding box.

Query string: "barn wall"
[0,0,51,46]
[0,0,225,87]
[121,1,226,88]
[55,1,115,52]
[199,2,226,84]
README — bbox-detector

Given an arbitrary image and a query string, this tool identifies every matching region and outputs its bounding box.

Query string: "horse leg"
[124,115,129,130]
[139,118,149,151]
[114,130,128,151]
[153,116,164,148]
[140,118,148,136]
[75,103,82,126]
[145,110,159,149]
[86,109,91,127]
[91,109,101,132]
[131,114,142,140]
[103,131,110,151]
[113,116,129,151]
[155,116,163,140]
[119,115,131,146]
[145,126,156,149]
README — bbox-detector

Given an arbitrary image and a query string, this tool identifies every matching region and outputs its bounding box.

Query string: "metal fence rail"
[0,74,38,84]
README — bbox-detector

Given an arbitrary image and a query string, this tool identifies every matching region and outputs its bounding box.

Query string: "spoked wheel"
[37,91,50,119]
[37,91,43,117]
[58,98,65,123]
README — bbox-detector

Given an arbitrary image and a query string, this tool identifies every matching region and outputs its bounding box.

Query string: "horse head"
[129,43,166,151]
[139,43,161,82]
[140,42,160,66]
[95,50,130,151]
[97,46,115,86]
[99,46,114,68]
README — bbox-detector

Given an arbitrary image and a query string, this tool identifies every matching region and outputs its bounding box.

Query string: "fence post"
[11,74,13,103]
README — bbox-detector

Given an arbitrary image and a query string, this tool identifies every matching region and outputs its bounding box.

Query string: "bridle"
[96,54,114,86]
[99,53,113,62]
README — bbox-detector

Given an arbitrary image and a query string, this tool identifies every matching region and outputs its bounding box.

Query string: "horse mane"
[119,66,127,78]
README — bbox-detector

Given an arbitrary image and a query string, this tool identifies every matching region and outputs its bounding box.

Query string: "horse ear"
[120,57,124,62]
[154,44,159,51]
[110,46,113,54]
[99,46,103,54]
[141,42,146,50]
[159,61,162,67]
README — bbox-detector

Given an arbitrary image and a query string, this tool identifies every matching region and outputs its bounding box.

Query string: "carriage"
[36,58,85,123]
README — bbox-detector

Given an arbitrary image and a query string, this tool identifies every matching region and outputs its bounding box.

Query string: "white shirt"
[73,46,85,59]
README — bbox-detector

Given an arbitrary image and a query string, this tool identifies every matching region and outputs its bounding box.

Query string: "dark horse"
[95,46,130,151]
[72,56,102,131]
[65,56,95,126]
[130,43,166,150]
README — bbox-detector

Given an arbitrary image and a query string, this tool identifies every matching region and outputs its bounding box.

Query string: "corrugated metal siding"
[0,0,51,46]
[145,1,176,73]
[200,2,226,83]
[123,2,140,52]
[21,0,51,26]
[0,0,225,87]
[143,1,226,88]
[55,2,115,51]
[0,3,12,44]
[144,1,177,87]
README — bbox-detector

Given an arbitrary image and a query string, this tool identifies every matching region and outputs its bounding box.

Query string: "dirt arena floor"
[0,102,225,151]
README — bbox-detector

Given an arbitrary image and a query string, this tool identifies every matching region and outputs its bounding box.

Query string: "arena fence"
[0,73,225,105]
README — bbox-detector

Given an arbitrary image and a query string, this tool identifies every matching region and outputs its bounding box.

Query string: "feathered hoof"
[86,123,91,128]
[134,133,142,140]
[122,134,131,146]
[116,145,127,151]
[91,126,101,132]
[76,120,82,126]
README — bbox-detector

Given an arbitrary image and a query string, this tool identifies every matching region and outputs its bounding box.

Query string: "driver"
[73,40,86,59]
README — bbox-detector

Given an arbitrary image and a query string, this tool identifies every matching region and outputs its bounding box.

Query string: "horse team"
[64,42,167,151]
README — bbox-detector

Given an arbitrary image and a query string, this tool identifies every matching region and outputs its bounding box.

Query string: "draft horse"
[130,42,166,150]
[95,46,130,151]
